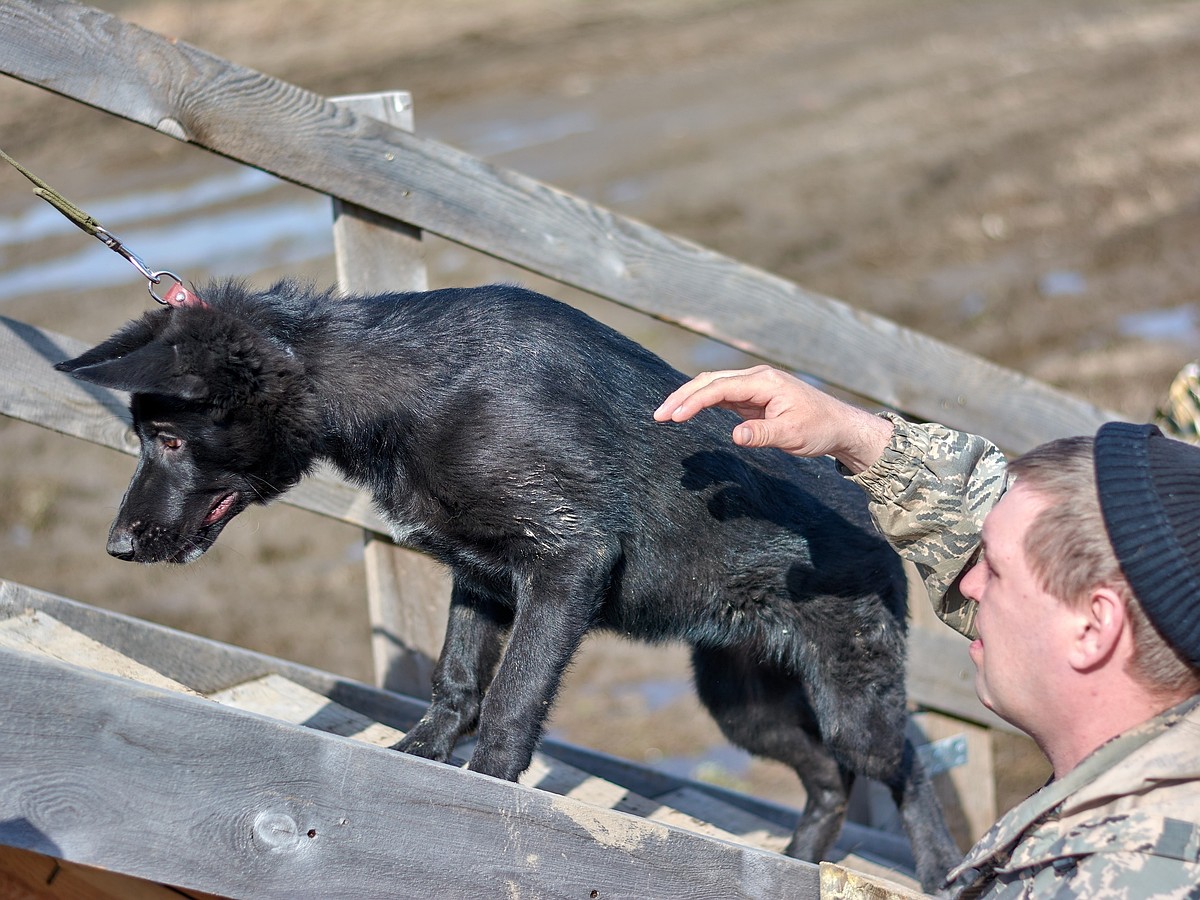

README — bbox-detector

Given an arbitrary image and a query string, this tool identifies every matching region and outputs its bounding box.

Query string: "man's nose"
[959,556,983,602]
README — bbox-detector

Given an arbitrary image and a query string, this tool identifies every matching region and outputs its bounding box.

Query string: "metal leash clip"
[92,226,196,307]
[2,145,206,309]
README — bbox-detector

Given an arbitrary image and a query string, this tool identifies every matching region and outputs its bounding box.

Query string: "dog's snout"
[106,528,136,561]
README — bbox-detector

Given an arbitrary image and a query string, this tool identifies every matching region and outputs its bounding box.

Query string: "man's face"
[959,483,1075,733]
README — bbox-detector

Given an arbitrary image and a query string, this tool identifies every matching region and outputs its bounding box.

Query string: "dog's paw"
[392,721,456,762]
[465,739,530,782]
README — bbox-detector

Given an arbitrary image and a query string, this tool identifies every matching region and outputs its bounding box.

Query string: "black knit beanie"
[1094,422,1200,668]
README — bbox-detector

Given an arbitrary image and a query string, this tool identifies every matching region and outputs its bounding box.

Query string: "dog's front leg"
[394,581,509,763]
[467,559,609,782]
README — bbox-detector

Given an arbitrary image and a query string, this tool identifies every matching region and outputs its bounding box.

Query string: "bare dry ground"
[4,0,1199,841]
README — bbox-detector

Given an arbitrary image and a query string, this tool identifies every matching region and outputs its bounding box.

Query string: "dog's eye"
[160,436,184,452]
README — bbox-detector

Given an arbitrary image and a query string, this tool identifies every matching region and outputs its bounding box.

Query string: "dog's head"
[56,290,321,564]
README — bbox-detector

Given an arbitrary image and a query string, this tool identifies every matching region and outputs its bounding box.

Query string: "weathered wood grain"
[0,647,819,899]
[0,610,195,695]
[209,673,792,855]
[0,0,1119,451]
[0,605,788,859]
[0,580,923,878]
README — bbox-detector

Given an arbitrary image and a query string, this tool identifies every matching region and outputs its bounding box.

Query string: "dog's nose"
[107,529,136,561]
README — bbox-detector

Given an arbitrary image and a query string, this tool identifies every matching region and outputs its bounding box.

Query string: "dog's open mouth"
[203,491,241,527]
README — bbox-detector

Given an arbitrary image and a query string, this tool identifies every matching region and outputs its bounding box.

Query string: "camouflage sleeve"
[847,413,1009,639]
[1045,851,1200,900]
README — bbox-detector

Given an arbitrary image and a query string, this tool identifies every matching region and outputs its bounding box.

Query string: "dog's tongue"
[203,492,238,526]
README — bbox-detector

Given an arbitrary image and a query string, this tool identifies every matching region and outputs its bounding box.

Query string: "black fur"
[57,279,959,887]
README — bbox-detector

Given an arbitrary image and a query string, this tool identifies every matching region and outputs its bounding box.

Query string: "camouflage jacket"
[942,694,1200,898]
[848,415,1200,898]
[847,413,1008,639]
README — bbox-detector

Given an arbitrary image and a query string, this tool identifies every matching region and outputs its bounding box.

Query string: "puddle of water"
[0,167,279,248]
[629,677,693,712]
[451,110,597,158]
[1037,269,1086,297]
[0,197,332,300]
[647,743,754,784]
[1118,305,1200,345]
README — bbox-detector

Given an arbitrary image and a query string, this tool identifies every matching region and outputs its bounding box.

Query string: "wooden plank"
[0,610,195,695]
[0,597,789,855]
[0,843,226,900]
[0,315,390,534]
[209,673,409,748]
[0,610,912,891]
[211,674,776,851]
[819,861,929,900]
[0,648,819,899]
[0,0,1118,452]
[911,711,996,850]
[330,91,448,699]
[0,580,925,879]
[0,578,431,720]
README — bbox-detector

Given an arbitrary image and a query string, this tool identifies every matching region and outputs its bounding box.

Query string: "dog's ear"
[56,339,208,400]
[55,316,160,375]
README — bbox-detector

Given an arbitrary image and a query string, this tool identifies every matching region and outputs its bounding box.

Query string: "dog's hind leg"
[793,629,961,891]
[885,740,963,891]
[691,645,853,864]
[394,580,510,763]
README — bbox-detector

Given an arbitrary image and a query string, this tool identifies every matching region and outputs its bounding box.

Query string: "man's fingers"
[653,367,771,422]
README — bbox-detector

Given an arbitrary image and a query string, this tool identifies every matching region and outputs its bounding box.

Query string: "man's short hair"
[1010,437,1200,695]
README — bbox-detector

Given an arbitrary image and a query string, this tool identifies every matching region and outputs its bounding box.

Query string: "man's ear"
[56,339,208,401]
[1068,586,1128,672]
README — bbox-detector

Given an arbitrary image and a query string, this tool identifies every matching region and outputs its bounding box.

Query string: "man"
[655,365,1200,898]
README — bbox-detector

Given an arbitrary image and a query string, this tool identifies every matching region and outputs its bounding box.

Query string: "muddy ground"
[3,0,1199,848]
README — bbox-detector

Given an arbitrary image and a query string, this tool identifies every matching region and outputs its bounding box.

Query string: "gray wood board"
[0,648,818,899]
[0,580,920,877]
[0,0,1119,452]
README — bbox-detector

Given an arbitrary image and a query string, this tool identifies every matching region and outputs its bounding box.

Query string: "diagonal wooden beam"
[0,0,1118,452]
[0,645,818,898]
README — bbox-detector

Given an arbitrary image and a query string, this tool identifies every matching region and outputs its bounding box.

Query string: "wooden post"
[330,91,449,699]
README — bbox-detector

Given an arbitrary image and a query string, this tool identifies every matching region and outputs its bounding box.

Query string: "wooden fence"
[0,0,1117,894]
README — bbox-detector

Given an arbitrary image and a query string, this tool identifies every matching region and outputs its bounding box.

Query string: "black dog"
[58,279,958,887]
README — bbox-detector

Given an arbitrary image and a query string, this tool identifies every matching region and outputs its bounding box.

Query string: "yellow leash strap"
[0,145,105,237]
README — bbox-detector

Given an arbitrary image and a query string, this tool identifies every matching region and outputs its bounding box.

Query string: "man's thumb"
[733,421,772,448]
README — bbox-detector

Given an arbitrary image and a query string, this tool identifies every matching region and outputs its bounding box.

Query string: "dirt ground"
[4,0,1200,848]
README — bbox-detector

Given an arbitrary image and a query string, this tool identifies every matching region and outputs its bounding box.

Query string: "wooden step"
[209,672,780,850]
[0,609,197,695]
[0,607,920,891]
[0,611,777,847]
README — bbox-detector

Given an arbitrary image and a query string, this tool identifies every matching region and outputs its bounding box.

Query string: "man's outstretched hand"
[654,364,893,474]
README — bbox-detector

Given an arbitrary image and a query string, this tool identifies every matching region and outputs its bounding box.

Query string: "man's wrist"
[832,409,896,474]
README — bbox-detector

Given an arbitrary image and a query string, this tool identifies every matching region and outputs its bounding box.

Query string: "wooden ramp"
[0,580,925,899]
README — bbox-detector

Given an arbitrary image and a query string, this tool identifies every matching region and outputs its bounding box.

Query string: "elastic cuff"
[845,412,928,501]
